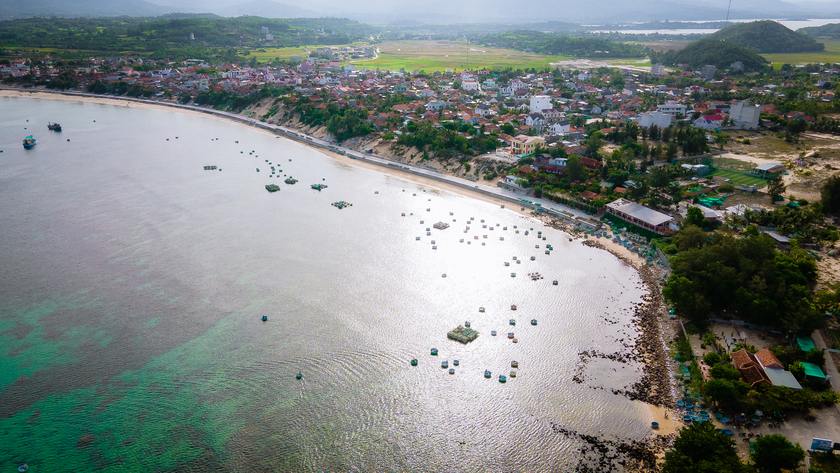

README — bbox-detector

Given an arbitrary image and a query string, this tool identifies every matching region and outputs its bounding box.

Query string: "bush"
[742,138,751,144]
[806,348,826,368]
[718,184,735,193]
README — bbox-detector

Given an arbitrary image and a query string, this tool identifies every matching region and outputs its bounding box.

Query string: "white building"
[701,65,716,81]
[651,63,665,76]
[530,95,552,113]
[462,80,480,91]
[657,101,687,116]
[729,100,761,130]
[637,111,672,129]
[549,120,571,135]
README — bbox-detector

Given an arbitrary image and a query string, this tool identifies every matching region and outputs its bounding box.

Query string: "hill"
[799,22,840,41]
[704,20,824,54]
[0,16,378,51]
[652,38,768,70]
[0,0,171,19]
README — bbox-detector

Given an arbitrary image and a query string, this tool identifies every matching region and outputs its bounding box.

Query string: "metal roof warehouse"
[605,198,674,234]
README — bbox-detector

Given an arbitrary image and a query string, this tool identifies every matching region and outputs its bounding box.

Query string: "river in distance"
[0,96,652,472]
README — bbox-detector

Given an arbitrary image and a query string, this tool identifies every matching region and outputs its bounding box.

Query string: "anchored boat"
[48,122,62,131]
[22,136,36,149]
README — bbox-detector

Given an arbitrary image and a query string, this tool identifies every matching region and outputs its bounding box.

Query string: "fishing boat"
[284,177,298,184]
[441,361,449,369]
[261,315,268,322]
[511,361,519,368]
[484,370,491,378]
[18,465,28,472]
[511,304,517,310]
[48,122,62,131]
[509,319,515,325]
[499,375,507,383]
[491,330,497,336]
[449,368,455,374]
[464,322,470,328]
[510,370,517,378]
[22,136,36,149]
[453,360,459,366]
[553,280,559,285]
[296,372,303,380]
[507,332,514,339]
[531,319,537,326]
[411,358,418,366]
[431,348,438,355]
[479,307,485,312]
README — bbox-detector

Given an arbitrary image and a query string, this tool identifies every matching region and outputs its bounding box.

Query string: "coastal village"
[6,39,840,471]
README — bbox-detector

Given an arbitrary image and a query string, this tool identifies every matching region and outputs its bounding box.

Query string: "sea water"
[0,96,651,471]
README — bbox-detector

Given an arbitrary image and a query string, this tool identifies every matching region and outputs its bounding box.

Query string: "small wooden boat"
[499,375,507,383]
[431,348,438,355]
[441,361,449,369]
[449,368,455,374]
[511,361,519,368]
[510,370,517,378]
[509,319,515,325]
[295,372,302,380]
[484,370,491,378]
[261,315,268,322]
[491,330,497,336]
[507,332,514,339]
[453,360,459,366]
[48,122,62,131]
[531,319,537,326]
[553,280,558,285]
[511,304,517,310]
[411,358,418,366]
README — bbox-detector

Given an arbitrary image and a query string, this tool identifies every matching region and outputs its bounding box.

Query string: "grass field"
[706,169,767,187]
[247,45,350,61]
[357,41,573,72]
[762,41,840,68]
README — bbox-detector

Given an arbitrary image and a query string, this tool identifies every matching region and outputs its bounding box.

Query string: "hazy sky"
[143,0,840,22]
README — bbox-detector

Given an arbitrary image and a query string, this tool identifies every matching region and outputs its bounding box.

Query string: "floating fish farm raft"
[433,221,450,230]
[265,184,280,193]
[332,201,352,209]
[203,165,217,170]
[311,184,328,191]
[447,325,478,344]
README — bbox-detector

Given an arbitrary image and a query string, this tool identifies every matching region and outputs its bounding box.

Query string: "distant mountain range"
[1,0,840,23]
[0,0,318,20]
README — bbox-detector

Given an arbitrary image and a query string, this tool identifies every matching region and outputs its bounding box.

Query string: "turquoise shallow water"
[1,96,652,471]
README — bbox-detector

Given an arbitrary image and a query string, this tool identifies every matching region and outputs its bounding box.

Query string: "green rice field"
[762,41,840,69]
[358,41,572,72]
[706,169,767,187]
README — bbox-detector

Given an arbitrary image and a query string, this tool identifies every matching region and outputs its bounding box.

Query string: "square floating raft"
[447,325,478,344]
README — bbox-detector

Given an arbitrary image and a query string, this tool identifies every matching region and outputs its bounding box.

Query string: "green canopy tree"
[565,156,587,182]
[684,207,706,228]
[767,175,787,203]
[751,434,805,473]
[663,421,750,473]
[821,174,840,214]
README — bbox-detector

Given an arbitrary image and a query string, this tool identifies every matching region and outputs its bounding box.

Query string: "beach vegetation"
[664,231,819,334]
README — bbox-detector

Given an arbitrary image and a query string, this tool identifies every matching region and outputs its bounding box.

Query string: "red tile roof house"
[580,157,602,170]
[731,349,771,387]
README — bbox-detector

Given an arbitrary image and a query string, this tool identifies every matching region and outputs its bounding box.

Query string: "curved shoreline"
[3,86,679,441]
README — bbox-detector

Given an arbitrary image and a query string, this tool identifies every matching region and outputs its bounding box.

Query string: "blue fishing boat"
[411,358,418,366]
[484,370,491,378]
[22,136,36,149]
[498,375,507,383]
[431,348,438,355]
[441,361,449,369]
[295,372,302,380]
[261,315,267,321]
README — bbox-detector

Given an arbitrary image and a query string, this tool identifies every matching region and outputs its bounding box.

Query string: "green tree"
[703,352,721,365]
[821,174,840,214]
[704,379,740,407]
[674,225,706,251]
[565,156,587,182]
[709,363,742,381]
[751,434,805,473]
[663,421,749,473]
[684,207,706,228]
[586,132,604,157]
[767,175,786,203]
